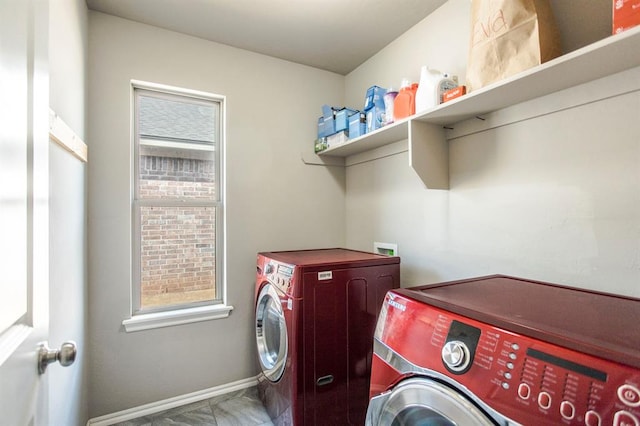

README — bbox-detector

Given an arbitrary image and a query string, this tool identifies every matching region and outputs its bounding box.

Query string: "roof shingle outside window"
[139,96,215,145]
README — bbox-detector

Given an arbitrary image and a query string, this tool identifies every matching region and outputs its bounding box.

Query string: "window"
[125,81,230,331]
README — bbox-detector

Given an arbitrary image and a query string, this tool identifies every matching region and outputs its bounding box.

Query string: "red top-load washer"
[255,248,400,425]
[366,275,640,426]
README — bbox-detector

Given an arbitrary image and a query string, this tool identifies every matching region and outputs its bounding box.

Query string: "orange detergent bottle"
[393,79,418,121]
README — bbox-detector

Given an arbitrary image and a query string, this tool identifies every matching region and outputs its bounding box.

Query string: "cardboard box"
[317,104,340,139]
[335,108,357,133]
[365,105,385,133]
[613,11,640,33]
[317,116,334,139]
[348,111,366,139]
[364,85,387,111]
[322,104,337,120]
[326,130,348,148]
[613,0,640,33]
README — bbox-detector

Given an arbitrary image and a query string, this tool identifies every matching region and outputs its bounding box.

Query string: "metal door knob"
[37,341,77,374]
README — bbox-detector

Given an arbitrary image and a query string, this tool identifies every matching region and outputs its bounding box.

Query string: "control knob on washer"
[264,263,275,275]
[442,341,471,372]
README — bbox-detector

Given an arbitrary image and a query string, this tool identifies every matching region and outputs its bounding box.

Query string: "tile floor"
[112,386,274,426]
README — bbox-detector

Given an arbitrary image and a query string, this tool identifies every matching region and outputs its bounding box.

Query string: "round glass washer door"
[255,283,288,382]
[367,377,496,426]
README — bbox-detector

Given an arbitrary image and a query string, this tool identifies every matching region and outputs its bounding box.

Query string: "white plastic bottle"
[415,66,444,114]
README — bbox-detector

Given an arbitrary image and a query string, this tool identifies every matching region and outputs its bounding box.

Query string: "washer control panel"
[484,332,640,426]
[264,260,294,294]
[449,318,639,425]
[379,293,640,426]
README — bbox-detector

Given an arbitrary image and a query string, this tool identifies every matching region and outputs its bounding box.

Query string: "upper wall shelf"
[317,26,640,188]
[415,25,640,126]
[320,117,410,157]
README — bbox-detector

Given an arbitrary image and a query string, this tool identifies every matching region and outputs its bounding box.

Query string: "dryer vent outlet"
[374,242,398,256]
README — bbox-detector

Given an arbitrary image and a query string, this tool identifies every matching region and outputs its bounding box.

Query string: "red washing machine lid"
[396,275,640,369]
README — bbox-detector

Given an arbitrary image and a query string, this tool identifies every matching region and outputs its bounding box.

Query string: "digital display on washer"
[277,264,293,277]
[526,348,607,382]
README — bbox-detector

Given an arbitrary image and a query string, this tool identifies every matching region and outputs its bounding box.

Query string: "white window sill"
[122,304,234,333]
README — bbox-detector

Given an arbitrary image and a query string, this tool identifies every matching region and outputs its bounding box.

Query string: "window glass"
[133,85,223,314]
[139,206,216,310]
[137,95,217,200]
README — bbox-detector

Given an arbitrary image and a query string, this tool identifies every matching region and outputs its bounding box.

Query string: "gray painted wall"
[87,12,345,417]
[344,0,640,297]
[49,0,89,424]
[85,0,639,419]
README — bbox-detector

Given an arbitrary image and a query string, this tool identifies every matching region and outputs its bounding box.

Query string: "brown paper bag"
[466,0,562,92]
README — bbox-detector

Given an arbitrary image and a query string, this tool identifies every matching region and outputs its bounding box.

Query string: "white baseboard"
[86,375,259,426]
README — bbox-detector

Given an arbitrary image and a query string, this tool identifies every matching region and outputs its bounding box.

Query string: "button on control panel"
[614,410,640,426]
[585,410,602,426]
[538,391,552,409]
[518,383,531,400]
[619,384,640,407]
[560,400,575,420]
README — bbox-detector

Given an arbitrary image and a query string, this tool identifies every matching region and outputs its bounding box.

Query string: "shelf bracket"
[409,120,448,190]
[300,151,345,167]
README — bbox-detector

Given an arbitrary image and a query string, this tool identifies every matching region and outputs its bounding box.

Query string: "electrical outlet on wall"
[374,242,398,256]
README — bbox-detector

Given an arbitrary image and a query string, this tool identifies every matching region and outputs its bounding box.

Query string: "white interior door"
[0,0,51,424]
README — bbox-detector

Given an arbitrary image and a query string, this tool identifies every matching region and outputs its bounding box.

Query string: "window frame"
[123,80,231,332]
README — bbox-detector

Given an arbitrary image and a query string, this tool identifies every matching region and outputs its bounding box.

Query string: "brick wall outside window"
[139,154,216,302]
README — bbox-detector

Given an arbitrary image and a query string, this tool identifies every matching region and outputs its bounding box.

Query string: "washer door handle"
[317,375,334,386]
